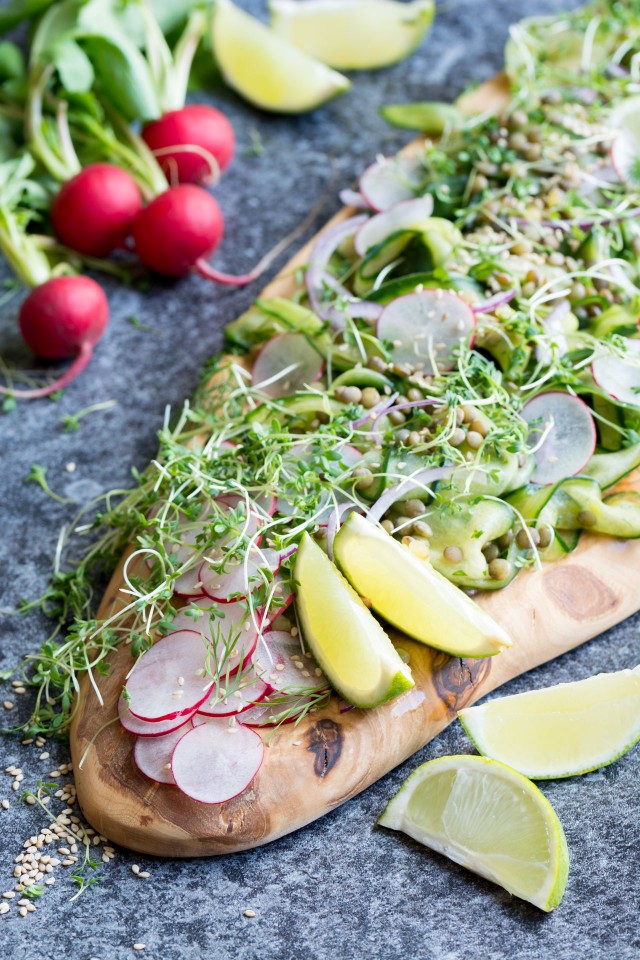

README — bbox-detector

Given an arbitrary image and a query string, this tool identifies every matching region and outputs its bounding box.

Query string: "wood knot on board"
[306,719,342,779]
[432,654,492,715]
[543,565,619,621]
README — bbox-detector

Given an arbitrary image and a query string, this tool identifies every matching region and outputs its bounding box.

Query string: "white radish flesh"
[133,724,189,785]
[171,719,264,804]
[255,630,328,695]
[194,675,270,717]
[592,340,640,408]
[200,545,284,603]
[118,693,196,737]
[522,392,596,486]
[126,630,213,722]
[377,289,475,372]
[354,196,434,256]
[359,155,423,212]
[252,332,324,399]
[169,599,259,675]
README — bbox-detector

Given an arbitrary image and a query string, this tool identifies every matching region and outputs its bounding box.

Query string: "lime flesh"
[270,0,434,71]
[379,755,569,912]
[459,667,640,779]
[211,0,350,113]
[333,513,512,658]
[294,532,414,708]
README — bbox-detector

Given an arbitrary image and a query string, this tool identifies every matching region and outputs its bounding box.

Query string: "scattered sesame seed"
[133,944,146,951]
[1,800,9,810]
[243,909,256,918]
[3,701,14,711]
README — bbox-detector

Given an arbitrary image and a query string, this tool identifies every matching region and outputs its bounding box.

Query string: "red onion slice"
[366,466,454,524]
[472,289,516,314]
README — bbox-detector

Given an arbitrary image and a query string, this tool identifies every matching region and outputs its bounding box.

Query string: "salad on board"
[20,0,640,806]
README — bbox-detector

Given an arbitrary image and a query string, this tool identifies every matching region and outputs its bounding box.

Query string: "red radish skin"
[118,693,196,737]
[51,164,143,257]
[142,105,235,185]
[170,719,264,804]
[132,184,224,278]
[0,276,109,400]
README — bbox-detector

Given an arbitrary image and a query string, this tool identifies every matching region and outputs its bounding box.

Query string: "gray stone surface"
[1,1,639,958]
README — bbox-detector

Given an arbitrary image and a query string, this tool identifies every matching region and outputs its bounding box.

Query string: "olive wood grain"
[70,72,640,856]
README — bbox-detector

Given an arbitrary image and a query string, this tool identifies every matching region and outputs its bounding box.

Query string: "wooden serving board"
[70,75,640,856]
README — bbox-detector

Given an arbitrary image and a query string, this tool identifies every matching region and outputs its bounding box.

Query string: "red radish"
[131,184,293,287]
[142,105,235,185]
[118,693,195,737]
[522,392,597,485]
[170,718,264,803]
[51,164,143,257]
[126,629,213,722]
[377,289,476,373]
[359,154,423,212]
[169,599,259,675]
[133,724,190,785]
[195,675,270,718]
[0,276,109,400]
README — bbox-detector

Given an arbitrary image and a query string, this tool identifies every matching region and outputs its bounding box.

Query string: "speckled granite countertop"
[1,1,639,958]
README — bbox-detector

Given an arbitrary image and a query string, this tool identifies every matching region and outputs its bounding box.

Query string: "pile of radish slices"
[119,496,328,805]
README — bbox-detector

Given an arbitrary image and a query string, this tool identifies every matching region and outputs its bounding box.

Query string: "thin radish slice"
[535,299,571,366]
[252,333,324,399]
[592,340,640,408]
[200,546,288,603]
[195,676,271,718]
[339,188,371,210]
[169,599,259,675]
[377,289,476,372]
[171,719,264,804]
[133,724,189,785]
[239,694,318,728]
[118,693,196,738]
[522,392,597,486]
[255,630,328,695]
[126,630,213,722]
[359,154,424,212]
[610,96,640,187]
[354,196,434,256]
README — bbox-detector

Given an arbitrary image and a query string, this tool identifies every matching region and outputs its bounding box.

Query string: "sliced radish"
[252,333,324,399]
[522,392,597,486]
[133,724,189,785]
[254,630,328,695]
[239,694,318,727]
[592,340,640,408]
[171,719,264,804]
[169,599,258,675]
[610,96,640,187]
[354,196,434,257]
[359,154,423,212]
[118,693,196,738]
[126,630,213,722]
[377,289,476,372]
[200,546,287,603]
[195,675,270,717]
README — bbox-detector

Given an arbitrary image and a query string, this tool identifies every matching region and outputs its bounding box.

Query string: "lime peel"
[294,532,414,708]
[378,754,569,912]
[459,667,640,779]
[269,0,434,71]
[211,0,350,114]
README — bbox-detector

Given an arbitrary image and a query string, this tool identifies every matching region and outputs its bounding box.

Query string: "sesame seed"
[1,800,9,810]
[133,944,146,951]
[243,909,256,918]
[3,701,14,711]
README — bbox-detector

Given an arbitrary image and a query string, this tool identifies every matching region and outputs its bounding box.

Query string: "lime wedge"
[459,667,640,779]
[294,532,414,708]
[211,0,350,113]
[270,0,434,71]
[378,755,569,912]
[333,513,511,658]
